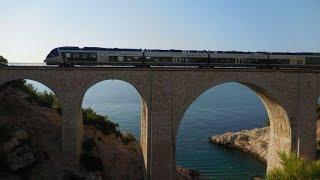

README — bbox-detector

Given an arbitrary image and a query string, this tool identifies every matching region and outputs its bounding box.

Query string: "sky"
[0,0,319,63]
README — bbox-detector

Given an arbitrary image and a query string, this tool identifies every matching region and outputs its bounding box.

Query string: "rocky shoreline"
[209,127,269,164]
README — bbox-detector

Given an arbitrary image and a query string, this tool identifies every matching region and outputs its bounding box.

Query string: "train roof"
[210,51,255,54]
[146,49,183,52]
[58,46,142,52]
[55,47,320,55]
[269,52,320,55]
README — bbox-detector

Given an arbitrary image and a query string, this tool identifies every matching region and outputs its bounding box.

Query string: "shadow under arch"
[80,79,149,176]
[175,81,291,176]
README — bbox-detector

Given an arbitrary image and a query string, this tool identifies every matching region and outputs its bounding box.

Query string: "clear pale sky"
[1,0,319,63]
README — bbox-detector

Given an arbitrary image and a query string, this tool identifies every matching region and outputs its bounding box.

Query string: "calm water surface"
[30,80,267,179]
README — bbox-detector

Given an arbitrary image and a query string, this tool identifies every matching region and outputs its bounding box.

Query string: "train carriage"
[44,46,320,69]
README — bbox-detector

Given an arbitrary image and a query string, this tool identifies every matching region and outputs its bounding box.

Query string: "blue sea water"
[29,80,267,179]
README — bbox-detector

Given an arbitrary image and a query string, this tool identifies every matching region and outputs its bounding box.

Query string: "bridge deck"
[1,65,320,73]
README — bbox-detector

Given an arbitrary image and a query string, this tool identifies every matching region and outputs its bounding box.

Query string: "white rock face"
[209,127,270,163]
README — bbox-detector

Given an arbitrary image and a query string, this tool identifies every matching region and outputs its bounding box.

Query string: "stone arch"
[80,78,149,175]
[174,80,291,172]
[80,78,149,136]
[80,78,149,134]
[80,76,149,107]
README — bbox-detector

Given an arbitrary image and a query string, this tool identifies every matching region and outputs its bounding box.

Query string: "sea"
[29,80,267,179]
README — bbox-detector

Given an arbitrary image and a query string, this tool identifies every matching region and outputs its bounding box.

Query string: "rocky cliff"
[209,119,320,164]
[209,127,269,164]
[0,83,198,179]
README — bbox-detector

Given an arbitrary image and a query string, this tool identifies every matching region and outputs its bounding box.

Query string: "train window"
[73,53,80,58]
[109,56,117,62]
[90,53,97,58]
[306,57,320,64]
[81,53,88,58]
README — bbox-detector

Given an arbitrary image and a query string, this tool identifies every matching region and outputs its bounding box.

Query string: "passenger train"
[44,47,320,68]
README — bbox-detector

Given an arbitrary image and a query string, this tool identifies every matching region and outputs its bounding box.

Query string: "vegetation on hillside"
[82,107,136,145]
[1,79,137,144]
[267,151,320,179]
[4,80,62,114]
[80,138,103,171]
[83,107,121,137]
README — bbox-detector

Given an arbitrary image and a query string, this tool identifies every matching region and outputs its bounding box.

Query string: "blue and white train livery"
[45,46,320,68]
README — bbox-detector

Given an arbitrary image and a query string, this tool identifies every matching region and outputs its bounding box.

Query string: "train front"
[44,48,63,65]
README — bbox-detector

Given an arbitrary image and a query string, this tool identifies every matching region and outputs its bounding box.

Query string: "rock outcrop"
[83,126,145,180]
[0,128,35,171]
[209,127,269,163]
[176,166,200,180]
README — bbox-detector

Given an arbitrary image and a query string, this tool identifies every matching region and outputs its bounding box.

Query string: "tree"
[267,151,320,179]
[0,56,7,66]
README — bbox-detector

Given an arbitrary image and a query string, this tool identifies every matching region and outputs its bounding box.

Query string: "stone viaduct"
[0,67,319,179]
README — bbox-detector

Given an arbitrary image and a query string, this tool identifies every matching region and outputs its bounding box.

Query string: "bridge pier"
[144,73,176,180]
[61,93,83,170]
[290,74,317,161]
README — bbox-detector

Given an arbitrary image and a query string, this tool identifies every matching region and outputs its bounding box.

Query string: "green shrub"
[80,138,103,172]
[55,104,62,115]
[83,108,121,136]
[2,80,62,114]
[36,91,56,108]
[0,80,25,91]
[121,133,136,145]
[267,151,320,179]
[80,153,103,172]
[82,138,96,154]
